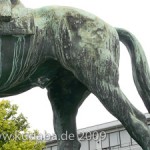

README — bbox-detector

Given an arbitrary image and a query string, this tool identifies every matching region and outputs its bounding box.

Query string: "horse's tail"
[116,28,150,113]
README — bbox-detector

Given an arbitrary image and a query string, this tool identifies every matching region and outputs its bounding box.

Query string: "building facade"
[44,114,150,150]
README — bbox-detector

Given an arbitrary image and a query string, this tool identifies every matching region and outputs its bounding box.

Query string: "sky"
[1,0,150,134]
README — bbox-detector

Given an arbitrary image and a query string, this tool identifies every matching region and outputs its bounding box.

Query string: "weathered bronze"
[0,0,150,149]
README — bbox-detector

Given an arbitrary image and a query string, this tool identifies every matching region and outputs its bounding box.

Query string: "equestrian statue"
[0,0,150,149]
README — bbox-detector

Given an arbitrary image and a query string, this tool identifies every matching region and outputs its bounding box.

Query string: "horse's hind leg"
[95,84,150,149]
[71,53,150,149]
[64,24,150,149]
[73,61,150,149]
[47,69,90,150]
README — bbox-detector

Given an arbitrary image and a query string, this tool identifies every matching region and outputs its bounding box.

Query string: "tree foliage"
[0,100,45,150]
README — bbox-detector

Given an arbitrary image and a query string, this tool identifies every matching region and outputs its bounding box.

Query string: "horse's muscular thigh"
[63,18,120,86]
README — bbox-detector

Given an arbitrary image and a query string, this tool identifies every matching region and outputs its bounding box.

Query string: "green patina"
[0,0,150,149]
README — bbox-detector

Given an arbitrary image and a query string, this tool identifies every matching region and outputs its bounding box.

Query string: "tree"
[0,100,45,150]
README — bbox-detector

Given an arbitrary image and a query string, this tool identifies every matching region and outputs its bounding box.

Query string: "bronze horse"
[0,0,150,149]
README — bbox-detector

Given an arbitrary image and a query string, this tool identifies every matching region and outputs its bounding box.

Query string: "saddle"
[0,0,35,35]
[0,16,35,35]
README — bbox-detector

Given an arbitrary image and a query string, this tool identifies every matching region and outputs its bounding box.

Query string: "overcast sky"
[1,0,150,134]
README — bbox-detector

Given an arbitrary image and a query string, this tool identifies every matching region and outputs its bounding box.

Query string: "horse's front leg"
[47,71,90,150]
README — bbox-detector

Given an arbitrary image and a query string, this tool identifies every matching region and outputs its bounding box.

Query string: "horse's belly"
[0,35,41,91]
